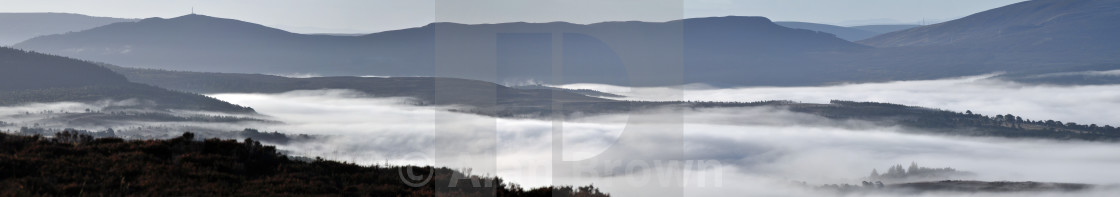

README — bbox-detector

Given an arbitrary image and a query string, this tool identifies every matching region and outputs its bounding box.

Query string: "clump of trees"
[810,100,1120,141]
[20,127,117,138]
[868,162,973,183]
[0,132,609,196]
[807,180,1094,194]
[238,128,313,145]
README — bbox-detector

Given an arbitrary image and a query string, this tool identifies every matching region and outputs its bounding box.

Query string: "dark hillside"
[0,47,253,113]
[0,132,609,196]
[0,47,128,91]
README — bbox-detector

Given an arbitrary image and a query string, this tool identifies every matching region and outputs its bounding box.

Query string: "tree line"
[0,132,609,196]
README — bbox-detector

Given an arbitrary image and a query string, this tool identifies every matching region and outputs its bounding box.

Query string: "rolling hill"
[11,14,354,74]
[791,0,1120,83]
[0,13,134,46]
[0,47,253,113]
[106,66,616,117]
[15,14,867,87]
[775,21,881,41]
[851,0,1120,75]
[849,24,921,34]
[14,1,1120,87]
[861,0,1120,48]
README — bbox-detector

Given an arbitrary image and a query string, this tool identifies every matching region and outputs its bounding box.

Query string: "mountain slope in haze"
[834,0,1120,81]
[0,47,253,113]
[14,14,354,74]
[23,6,1120,87]
[0,13,135,46]
[775,21,880,41]
[861,0,1120,48]
[849,24,921,34]
[773,22,922,41]
[15,14,866,87]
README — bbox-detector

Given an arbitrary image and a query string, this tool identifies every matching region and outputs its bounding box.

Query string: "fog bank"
[202,89,1120,196]
[560,74,1120,126]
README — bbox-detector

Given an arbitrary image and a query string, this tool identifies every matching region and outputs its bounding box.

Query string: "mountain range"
[10,0,1120,87]
[845,0,1120,80]
[0,13,135,45]
[12,14,866,86]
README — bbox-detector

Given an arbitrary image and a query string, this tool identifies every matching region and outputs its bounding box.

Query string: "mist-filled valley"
[5,0,1120,196]
[562,74,1120,126]
[6,75,1120,196]
[207,79,1120,196]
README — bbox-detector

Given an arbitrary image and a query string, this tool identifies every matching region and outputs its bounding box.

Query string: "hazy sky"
[0,0,1026,33]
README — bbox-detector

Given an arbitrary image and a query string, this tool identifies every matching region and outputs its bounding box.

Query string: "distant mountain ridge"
[846,0,1120,80]
[861,0,1120,48]
[14,14,866,86]
[775,22,880,41]
[849,25,922,34]
[0,13,135,45]
[14,0,1120,87]
[16,14,354,74]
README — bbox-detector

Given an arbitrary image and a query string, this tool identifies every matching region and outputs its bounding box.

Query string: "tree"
[181,132,195,141]
[908,162,919,174]
[870,169,880,178]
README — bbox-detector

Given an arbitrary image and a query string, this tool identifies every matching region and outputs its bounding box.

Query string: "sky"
[0,0,1027,34]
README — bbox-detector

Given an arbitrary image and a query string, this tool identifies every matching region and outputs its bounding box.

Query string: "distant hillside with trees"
[0,47,254,113]
[809,180,1093,195]
[106,65,1120,141]
[868,162,974,183]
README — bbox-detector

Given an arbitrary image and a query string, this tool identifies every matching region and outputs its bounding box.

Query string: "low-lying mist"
[560,74,1120,126]
[5,74,1117,196]
[198,89,1120,196]
[0,98,281,141]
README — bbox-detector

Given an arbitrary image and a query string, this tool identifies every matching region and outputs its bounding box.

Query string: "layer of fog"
[1030,69,1120,77]
[559,74,1120,126]
[198,89,1120,196]
[0,99,269,139]
[4,75,1118,196]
